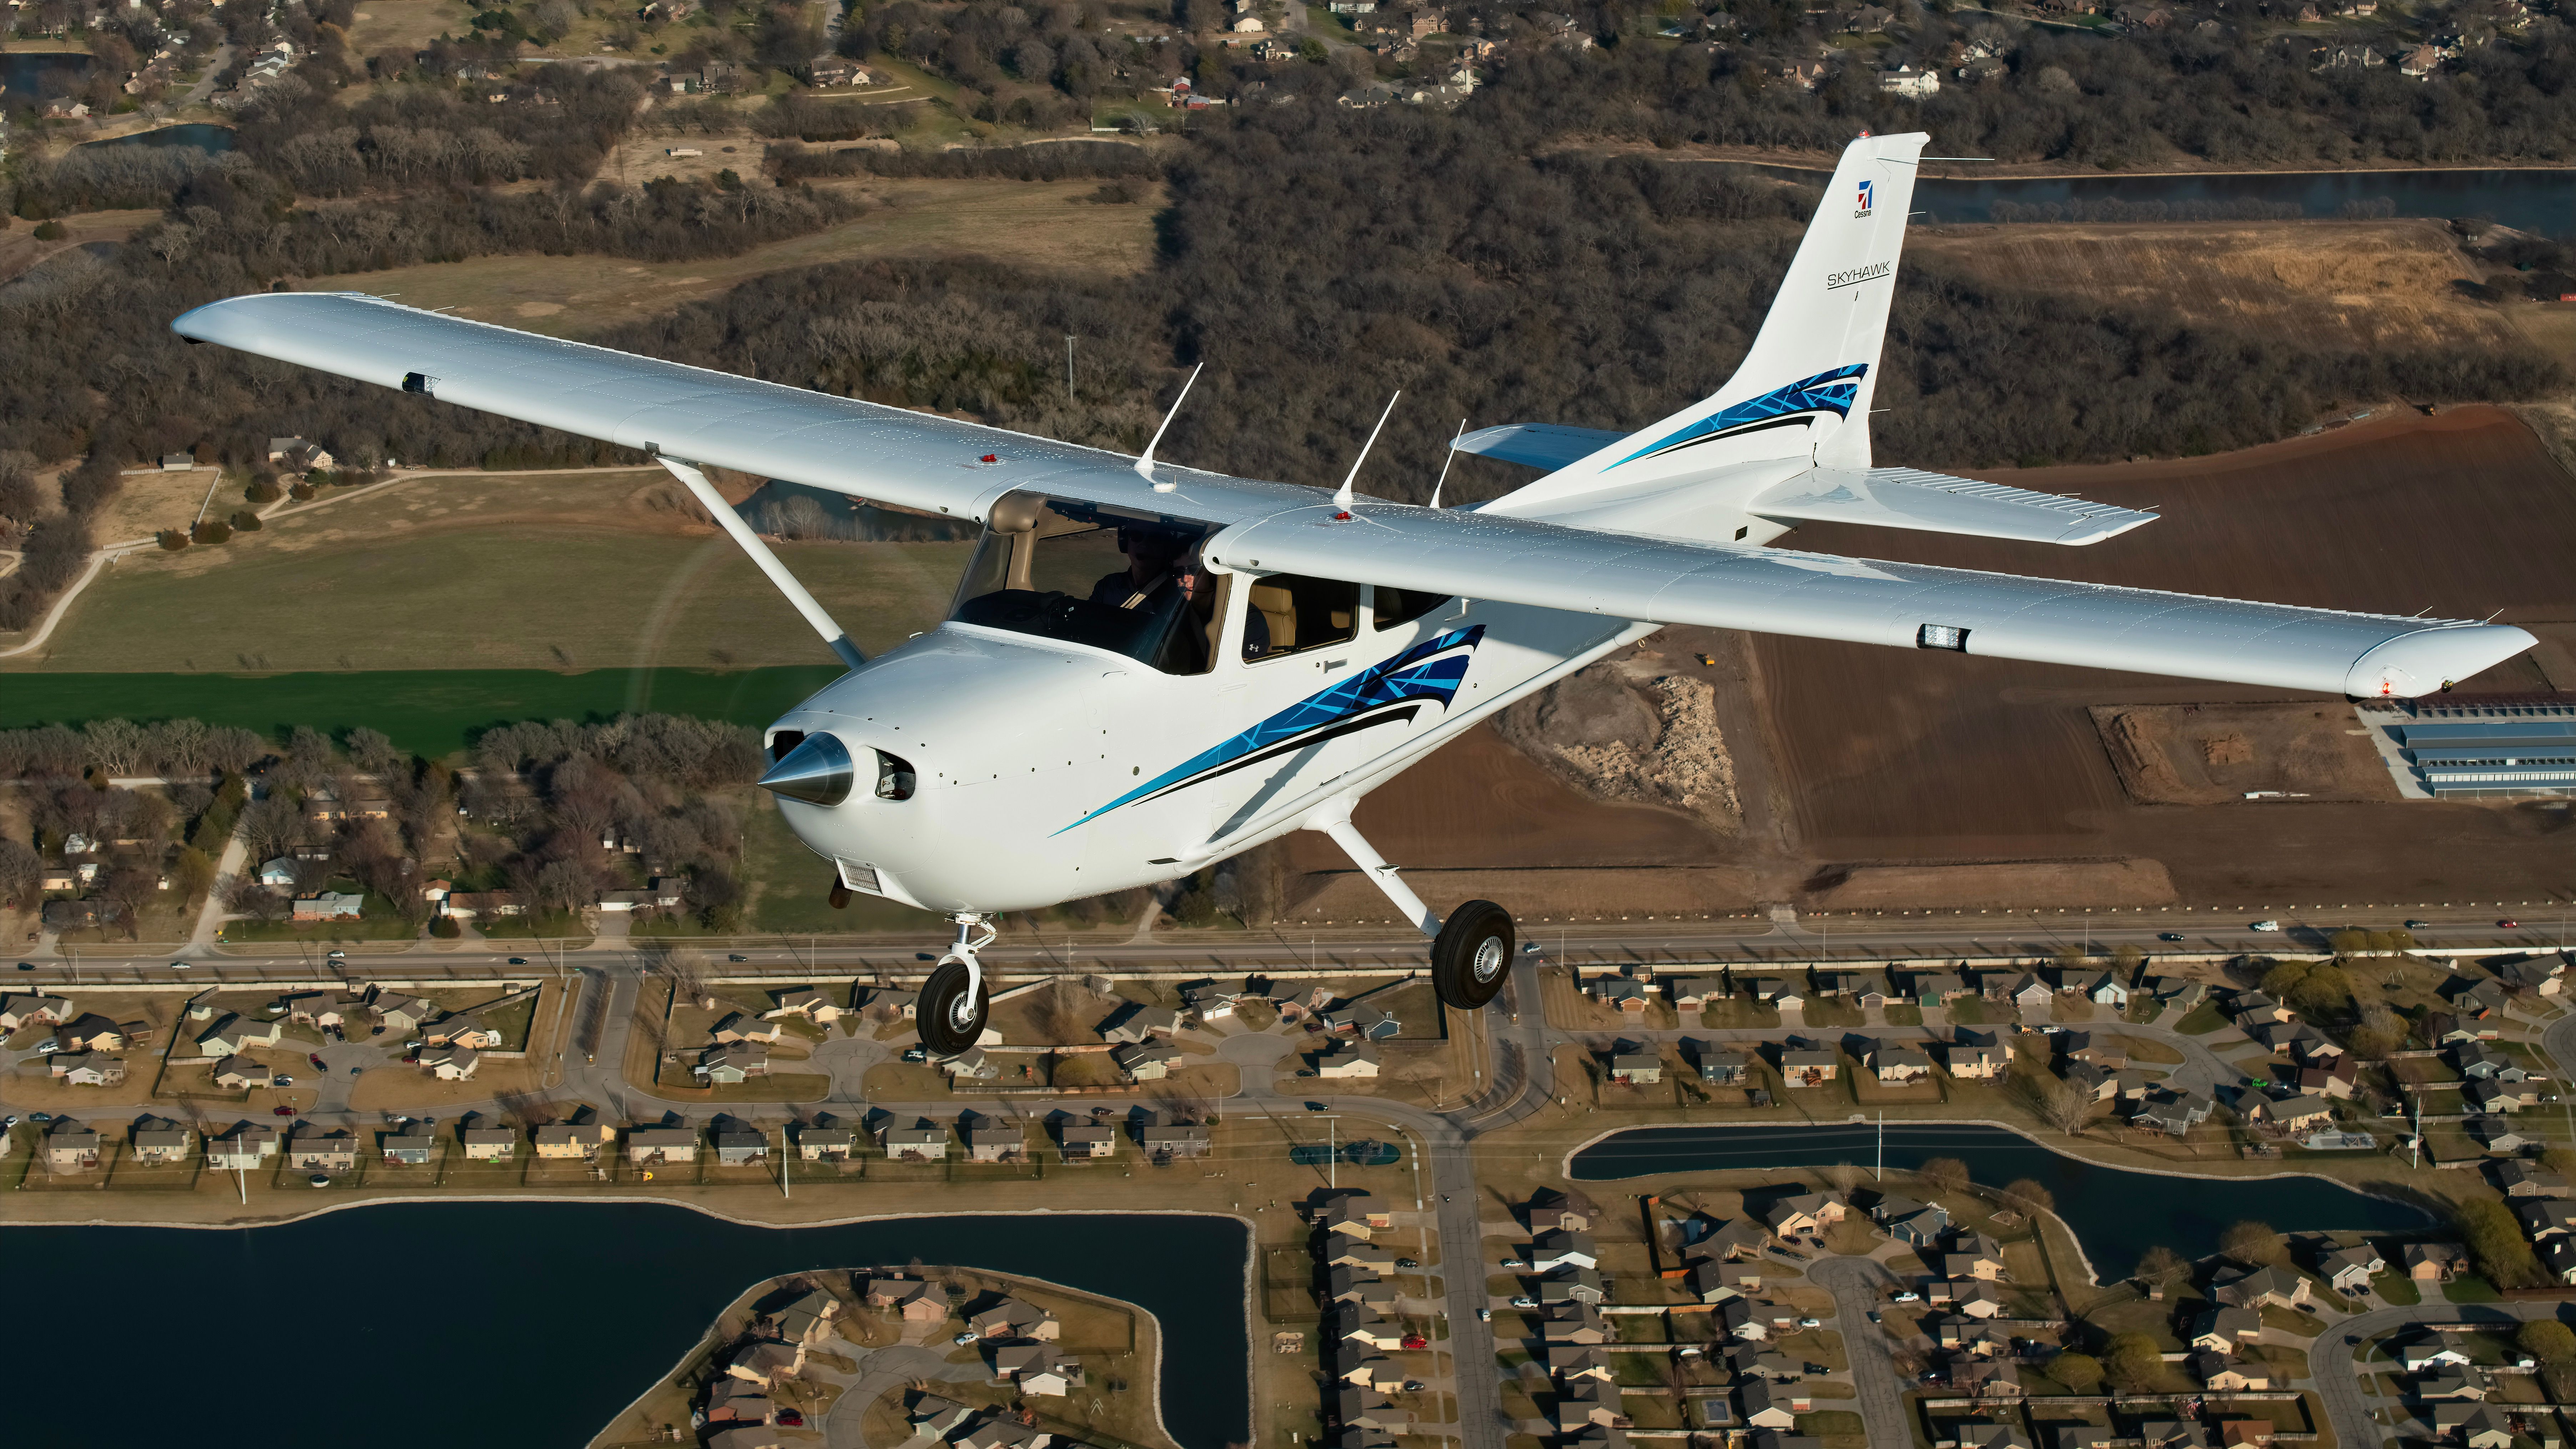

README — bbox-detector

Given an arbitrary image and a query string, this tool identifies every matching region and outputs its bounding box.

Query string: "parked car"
[15,961,32,970]
[169,960,191,970]
[274,1076,294,1087]
[1891,1291,1919,1303]
[272,1105,297,1117]
[2250,920,2281,932]
[1500,1258,1526,1268]
[29,1113,52,1123]
[902,1046,928,1064]
[1798,1316,1821,1328]
[729,954,749,963]
[1477,1309,1490,1323]
[310,1054,327,1070]
[350,1066,362,1074]
[2500,918,2521,929]
[1,1114,16,1127]
[1866,1309,1882,1323]
[2158,932,2185,942]
[1510,1296,1538,1309]
[1396,1257,1420,1269]
[776,1411,804,1428]
[1400,1334,1427,1350]
[953,1333,978,1345]
[507,956,528,965]
[326,949,346,960]
[2405,919,2431,930]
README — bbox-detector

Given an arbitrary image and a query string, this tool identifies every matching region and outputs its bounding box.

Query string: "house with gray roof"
[287,1124,358,1172]
[206,1119,280,1170]
[380,1119,438,1165]
[129,1114,191,1164]
[627,1124,698,1165]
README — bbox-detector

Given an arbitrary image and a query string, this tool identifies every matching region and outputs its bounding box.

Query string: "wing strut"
[656,456,866,671]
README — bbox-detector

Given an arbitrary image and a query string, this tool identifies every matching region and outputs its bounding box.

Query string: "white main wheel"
[1430,899,1514,1011]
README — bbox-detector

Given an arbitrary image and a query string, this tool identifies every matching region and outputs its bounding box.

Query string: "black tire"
[1431,899,1514,1011]
[918,959,989,1057]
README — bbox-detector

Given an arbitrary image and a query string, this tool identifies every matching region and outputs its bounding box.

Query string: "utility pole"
[1876,1111,1884,1181]
[1065,336,1076,405]
[781,1124,791,1199]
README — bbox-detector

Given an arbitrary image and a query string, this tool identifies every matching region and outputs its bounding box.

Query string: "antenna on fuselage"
[1333,390,1402,514]
[1428,418,1466,509]
[1136,361,1205,493]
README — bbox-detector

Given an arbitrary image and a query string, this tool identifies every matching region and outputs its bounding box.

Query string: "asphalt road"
[21,903,2567,987]
[1807,1256,1914,1449]
[2307,1300,2568,1447]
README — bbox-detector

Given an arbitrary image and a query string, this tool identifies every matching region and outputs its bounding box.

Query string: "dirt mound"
[2088,704,2398,806]
[1498,656,1742,833]
[1809,858,2178,909]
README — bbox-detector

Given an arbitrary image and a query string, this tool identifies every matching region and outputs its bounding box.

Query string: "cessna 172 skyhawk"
[174,132,2533,1054]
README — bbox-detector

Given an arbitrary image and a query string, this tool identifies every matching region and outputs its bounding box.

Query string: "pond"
[1745,162,2576,236]
[0,1203,1250,1449]
[0,49,90,102]
[1569,1122,2430,1281]
[81,121,236,153]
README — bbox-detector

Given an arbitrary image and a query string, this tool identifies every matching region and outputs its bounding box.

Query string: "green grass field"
[0,667,844,757]
[7,525,971,675]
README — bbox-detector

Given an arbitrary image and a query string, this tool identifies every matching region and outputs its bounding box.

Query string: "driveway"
[1807,1256,1913,1449]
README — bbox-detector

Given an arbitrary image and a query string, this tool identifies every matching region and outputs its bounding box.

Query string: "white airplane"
[175,132,2533,1053]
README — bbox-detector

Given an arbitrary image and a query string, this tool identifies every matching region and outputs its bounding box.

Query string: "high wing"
[1200,503,2529,700]
[171,292,2530,698]
[169,290,1295,522]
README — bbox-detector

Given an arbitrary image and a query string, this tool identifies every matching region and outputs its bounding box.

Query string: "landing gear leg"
[1305,800,1514,1012]
[918,913,993,1057]
[827,875,852,910]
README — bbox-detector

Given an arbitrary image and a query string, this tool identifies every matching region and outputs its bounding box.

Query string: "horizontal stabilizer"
[1751,467,2158,547]
[1453,423,1626,473]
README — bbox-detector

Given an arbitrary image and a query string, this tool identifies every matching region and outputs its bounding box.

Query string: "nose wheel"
[918,914,993,1057]
[1430,899,1514,1011]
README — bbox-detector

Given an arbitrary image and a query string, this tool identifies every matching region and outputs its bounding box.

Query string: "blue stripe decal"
[1057,625,1486,834]
[1611,364,1869,468]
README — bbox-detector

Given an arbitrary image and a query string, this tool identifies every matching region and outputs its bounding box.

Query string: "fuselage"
[764,595,1653,914]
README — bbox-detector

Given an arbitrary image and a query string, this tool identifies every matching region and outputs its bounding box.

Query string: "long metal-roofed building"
[2395,707,2576,797]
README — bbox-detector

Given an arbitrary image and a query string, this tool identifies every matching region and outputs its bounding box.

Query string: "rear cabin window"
[1371,585,1451,632]
[1241,575,1360,662]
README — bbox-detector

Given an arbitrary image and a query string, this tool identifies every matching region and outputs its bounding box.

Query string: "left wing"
[170,291,1296,521]
[1202,503,2530,699]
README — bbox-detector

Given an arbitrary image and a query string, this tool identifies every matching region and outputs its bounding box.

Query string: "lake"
[1569,1122,2431,1281]
[1747,162,2576,235]
[81,121,236,153]
[0,666,846,756]
[0,1204,1250,1449]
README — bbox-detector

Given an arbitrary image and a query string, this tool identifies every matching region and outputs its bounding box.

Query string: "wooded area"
[2,0,2569,638]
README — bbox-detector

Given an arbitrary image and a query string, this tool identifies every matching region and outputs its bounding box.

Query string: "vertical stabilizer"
[1485,131,1928,516]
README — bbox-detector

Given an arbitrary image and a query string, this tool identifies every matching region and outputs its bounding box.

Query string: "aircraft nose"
[758,732,856,806]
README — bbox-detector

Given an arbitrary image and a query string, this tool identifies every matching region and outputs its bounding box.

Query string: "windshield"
[949,495,1218,674]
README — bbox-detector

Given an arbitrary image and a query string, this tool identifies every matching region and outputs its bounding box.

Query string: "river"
[1570,1122,2430,1281]
[0,1203,1250,1449]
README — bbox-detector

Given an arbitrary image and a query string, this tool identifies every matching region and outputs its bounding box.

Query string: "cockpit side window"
[948,495,1217,675]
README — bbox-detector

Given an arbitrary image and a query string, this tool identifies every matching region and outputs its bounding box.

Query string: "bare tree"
[1824,1161,1862,1195]
[1917,1156,1970,1196]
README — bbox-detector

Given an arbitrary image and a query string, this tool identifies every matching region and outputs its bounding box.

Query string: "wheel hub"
[1472,936,1505,983]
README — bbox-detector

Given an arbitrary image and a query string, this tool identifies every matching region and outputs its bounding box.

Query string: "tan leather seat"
[1250,583,1297,650]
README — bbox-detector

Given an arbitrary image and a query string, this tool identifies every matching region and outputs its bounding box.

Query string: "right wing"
[1205,502,2530,699]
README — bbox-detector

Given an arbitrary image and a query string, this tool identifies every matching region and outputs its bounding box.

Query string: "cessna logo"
[1854,178,1874,217]
[1825,261,1892,291]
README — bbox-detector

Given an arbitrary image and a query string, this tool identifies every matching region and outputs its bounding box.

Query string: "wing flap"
[1750,466,2158,546]
[1205,504,2530,698]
